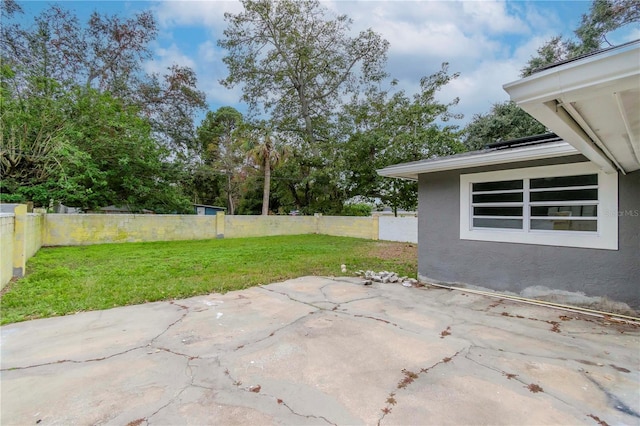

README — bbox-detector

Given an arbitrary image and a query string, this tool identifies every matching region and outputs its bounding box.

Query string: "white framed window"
[460,162,618,250]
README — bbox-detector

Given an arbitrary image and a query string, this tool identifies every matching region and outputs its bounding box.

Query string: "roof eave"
[503,40,640,174]
[377,142,579,180]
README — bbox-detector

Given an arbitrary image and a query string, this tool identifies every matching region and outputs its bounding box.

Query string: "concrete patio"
[1,276,638,425]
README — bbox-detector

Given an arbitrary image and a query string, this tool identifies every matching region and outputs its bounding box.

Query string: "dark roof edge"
[486,132,559,150]
[532,39,640,74]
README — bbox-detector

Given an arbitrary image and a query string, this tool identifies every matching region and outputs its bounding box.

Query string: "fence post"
[372,215,379,241]
[216,212,225,238]
[12,204,27,278]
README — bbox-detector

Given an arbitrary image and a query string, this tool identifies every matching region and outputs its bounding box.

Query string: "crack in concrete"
[219,358,336,425]
[377,348,466,425]
[262,282,427,336]
[0,345,145,371]
[259,286,323,311]
[2,305,190,372]
[153,346,199,360]
[463,345,576,408]
[233,311,317,352]
[276,398,336,425]
[338,295,380,305]
[583,372,640,418]
[142,349,199,425]
[149,306,190,345]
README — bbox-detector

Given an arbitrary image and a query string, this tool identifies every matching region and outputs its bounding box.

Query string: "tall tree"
[2,3,205,154]
[521,0,639,76]
[1,73,191,212]
[0,2,204,211]
[196,107,246,214]
[219,0,388,143]
[340,64,465,215]
[219,0,389,213]
[462,101,548,150]
[244,125,288,215]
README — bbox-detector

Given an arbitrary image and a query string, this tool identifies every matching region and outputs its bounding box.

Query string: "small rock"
[249,385,261,393]
[363,280,372,286]
[402,281,412,287]
[341,264,347,273]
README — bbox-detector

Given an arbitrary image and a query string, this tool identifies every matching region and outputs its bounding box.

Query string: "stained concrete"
[1,276,639,425]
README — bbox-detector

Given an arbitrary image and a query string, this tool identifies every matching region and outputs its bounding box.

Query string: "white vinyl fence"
[378,216,418,243]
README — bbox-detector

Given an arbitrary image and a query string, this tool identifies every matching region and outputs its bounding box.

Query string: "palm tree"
[245,127,288,215]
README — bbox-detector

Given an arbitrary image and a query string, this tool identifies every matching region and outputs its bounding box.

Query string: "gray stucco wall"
[418,155,640,309]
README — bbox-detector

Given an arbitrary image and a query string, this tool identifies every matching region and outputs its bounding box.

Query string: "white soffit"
[504,40,640,174]
[377,142,579,180]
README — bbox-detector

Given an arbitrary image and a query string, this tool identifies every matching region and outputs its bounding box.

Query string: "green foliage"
[338,63,465,214]
[462,101,548,150]
[193,107,247,214]
[0,72,191,212]
[521,0,639,76]
[0,235,418,324]
[341,203,372,216]
[219,0,389,143]
[219,0,390,214]
[1,3,204,212]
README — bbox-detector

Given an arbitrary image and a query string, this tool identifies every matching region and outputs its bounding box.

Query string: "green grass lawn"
[0,235,417,324]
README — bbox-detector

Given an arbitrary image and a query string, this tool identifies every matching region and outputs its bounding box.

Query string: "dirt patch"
[367,242,418,261]
[0,277,19,298]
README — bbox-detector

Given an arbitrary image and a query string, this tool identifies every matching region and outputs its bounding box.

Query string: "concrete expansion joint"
[377,348,466,425]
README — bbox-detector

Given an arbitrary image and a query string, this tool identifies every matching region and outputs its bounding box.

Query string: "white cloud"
[153,0,242,31]
[144,43,197,75]
[198,40,218,63]
[147,0,593,123]
[437,58,522,124]
[461,1,528,34]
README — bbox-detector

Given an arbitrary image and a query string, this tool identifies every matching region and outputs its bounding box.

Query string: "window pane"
[530,189,598,202]
[530,205,597,217]
[472,180,523,192]
[473,192,523,203]
[473,218,523,229]
[530,174,597,189]
[473,206,523,216]
[530,219,597,232]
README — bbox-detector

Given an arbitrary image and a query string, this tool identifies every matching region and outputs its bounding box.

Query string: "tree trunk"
[262,163,271,215]
[227,174,235,215]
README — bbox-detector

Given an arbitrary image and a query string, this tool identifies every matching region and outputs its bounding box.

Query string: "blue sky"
[15,1,639,127]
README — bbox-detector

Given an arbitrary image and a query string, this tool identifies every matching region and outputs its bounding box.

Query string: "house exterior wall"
[417,155,640,309]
